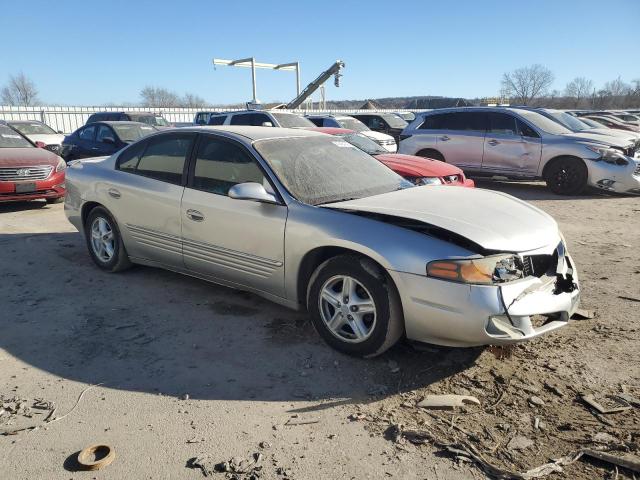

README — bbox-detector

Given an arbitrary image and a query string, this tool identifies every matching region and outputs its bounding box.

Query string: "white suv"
[195,110,315,129]
[306,114,397,152]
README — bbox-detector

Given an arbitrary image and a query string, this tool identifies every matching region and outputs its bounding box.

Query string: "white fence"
[0,105,419,134]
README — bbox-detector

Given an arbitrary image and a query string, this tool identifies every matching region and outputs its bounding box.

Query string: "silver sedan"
[64,126,581,357]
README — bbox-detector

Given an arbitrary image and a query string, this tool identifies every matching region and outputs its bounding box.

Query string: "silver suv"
[194,110,315,128]
[399,107,640,195]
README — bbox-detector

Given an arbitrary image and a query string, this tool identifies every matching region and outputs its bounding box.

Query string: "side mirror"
[102,137,116,145]
[261,121,274,127]
[35,141,46,148]
[228,182,278,204]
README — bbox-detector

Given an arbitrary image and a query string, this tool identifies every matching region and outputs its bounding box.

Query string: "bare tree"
[1,73,40,106]
[182,93,206,108]
[140,86,179,107]
[564,77,594,108]
[501,64,554,105]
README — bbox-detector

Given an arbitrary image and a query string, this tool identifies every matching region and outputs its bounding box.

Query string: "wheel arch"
[541,154,586,178]
[81,201,105,228]
[416,148,445,161]
[296,246,400,311]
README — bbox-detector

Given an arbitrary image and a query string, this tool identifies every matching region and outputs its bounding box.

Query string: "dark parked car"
[62,122,157,160]
[349,113,408,142]
[86,111,171,128]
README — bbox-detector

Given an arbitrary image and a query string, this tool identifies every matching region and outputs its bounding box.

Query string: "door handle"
[488,139,500,146]
[91,147,100,150]
[186,209,204,222]
[107,188,121,199]
[439,135,450,141]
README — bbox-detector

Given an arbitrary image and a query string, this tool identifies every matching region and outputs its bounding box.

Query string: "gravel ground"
[0,180,638,479]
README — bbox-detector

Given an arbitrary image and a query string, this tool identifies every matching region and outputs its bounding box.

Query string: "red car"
[0,124,66,203]
[311,127,474,187]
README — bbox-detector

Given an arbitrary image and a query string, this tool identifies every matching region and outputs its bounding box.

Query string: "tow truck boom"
[284,60,345,109]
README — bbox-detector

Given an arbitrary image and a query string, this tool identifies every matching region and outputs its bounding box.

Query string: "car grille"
[0,165,53,181]
[521,250,558,278]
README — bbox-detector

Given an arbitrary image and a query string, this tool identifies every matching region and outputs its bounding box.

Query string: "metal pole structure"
[213,57,300,106]
[251,57,257,103]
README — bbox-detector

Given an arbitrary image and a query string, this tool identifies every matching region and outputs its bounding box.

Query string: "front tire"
[416,149,445,162]
[544,157,588,195]
[84,206,131,272]
[307,255,403,357]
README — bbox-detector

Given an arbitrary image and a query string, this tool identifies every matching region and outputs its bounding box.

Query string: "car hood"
[584,128,640,141]
[562,131,630,147]
[360,130,394,142]
[374,153,461,177]
[323,186,558,252]
[0,147,61,167]
[25,133,65,145]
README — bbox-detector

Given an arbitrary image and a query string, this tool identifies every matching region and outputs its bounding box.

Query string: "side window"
[135,133,194,185]
[195,113,207,125]
[419,114,445,130]
[441,112,487,131]
[96,125,115,143]
[207,115,226,125]
[254,113,272,126]
[369,117,385,129]
[192,136,267,196]
[517,119,539,138]
[117,141,146,173]
[487,113,517,135]
[230,114,254,126]
[308,118,323,127]
[79,125,97,141]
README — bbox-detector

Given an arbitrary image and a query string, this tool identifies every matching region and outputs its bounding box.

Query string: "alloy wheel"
[319,275,377,343]
[90,217,115,262]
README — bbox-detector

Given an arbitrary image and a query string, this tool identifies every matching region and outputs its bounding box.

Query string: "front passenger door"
[94,125,121,157]
[181,134,287,297]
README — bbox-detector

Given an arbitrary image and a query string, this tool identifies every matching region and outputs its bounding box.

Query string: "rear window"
[270,113,315,128]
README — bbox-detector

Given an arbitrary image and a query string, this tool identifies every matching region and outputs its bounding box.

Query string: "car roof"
[86,121,152,127]
[90,111,156,116]
[171,125,326,141]
[4,119,46,124]
[307,127,355,135]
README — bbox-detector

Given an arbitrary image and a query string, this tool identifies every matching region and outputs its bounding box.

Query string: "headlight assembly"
[427,254,524,285]
[414,177,443,186]
[583,144,629,166]
[55,158,67,173]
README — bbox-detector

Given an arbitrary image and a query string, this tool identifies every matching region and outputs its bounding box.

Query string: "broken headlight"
[414,177,443,186]
[427,255,524,285]
[583,144,629,166]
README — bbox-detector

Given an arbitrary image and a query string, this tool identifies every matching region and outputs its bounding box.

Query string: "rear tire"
[307,255,403,357]
[84,206,132,272]
[544,157,588,195]
[416,149,445,162]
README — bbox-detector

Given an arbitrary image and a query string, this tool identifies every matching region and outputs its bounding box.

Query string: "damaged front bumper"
[587,157,640,195]
[390,244,580,347]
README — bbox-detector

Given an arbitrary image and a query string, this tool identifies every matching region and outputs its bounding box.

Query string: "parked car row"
[63,125,581,357]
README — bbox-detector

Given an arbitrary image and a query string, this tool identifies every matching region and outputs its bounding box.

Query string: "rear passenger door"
[180,134,287,297]
[435,112,486,170]
[110,132,196,267]
[481,113,542,175]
